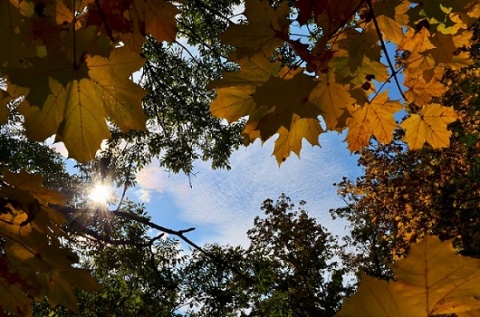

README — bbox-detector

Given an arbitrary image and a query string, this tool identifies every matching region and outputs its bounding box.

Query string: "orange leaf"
[273,114,323,165]
[345,91,402,151]
[310,71,355,131]
[401,104,458,150]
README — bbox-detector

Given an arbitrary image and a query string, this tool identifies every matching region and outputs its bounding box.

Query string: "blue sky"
[132,132,362,247]
[48,4,406,249]
[51,131,362,248]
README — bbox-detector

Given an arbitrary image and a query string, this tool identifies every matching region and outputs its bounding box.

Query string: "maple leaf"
[309,70,355,131]
[337,236,480,316]
[2,170,65,206]
[9,27,147,163]
[210,85,257,123]
[0,0,37,69]
[220,0,291,58]
[250,69,319,140]
[345,92,402,151]
[0,171,101,313]
[399,27,437,74]
[335,25,382,74]
[210,53,283,122]
[400,104,458,150]
[86,0,178,51]
[273,114,323,165]
[373,0,410,43]
[407,0,474,35]
[211,52,281,88]
[428,31,473,68]
[404,77,447,106]
[314,0,360,39]
[351,56,389,88]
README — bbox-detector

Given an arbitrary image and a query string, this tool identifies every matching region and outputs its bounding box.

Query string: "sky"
[132,132,362,248]
[51,131,362,249]
[48,4,378,250]
[51,126,362,248]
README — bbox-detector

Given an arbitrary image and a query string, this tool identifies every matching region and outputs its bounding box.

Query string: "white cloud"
[135,163,172,197]
[134,132,361,247]
[46,136,69,157]
[134,188,152,202]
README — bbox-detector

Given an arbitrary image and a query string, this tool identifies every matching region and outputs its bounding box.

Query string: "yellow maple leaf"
[210,52,281,88]
[400,104,458,150]
[2,170,65,206]
[345,91,402,151]
[273,114,324,165]
[210,85,257,123]
[351,56,389,88]
[10,28,147,163]
[373,0,410,44]
[399,27,437,73]
[337,236,480,316]
[404,77,447,105]
[310,71,355,131]
[220,0,290,58]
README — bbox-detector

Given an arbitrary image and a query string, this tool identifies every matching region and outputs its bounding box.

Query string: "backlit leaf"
[404,77,447,105]
[10,30,147,162]
[337,236,480,316]
[310,71,355,131]
[345,92,402,151]
[220,0,290,58]
[401,104,458,150]
[250,69,319,139]
[273,115,323,165]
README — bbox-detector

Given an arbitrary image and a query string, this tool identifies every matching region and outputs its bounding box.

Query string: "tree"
[332,61,480,278]
[182,195,351,317]
[1,0,480,314]
[33,201,185,317]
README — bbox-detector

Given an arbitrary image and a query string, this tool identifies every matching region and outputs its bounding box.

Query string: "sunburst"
[88,183,111,205]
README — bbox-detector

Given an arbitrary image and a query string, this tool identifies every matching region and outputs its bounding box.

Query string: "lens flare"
[88,183,111,205]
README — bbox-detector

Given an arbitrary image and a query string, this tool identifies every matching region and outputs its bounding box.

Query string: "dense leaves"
[337,236,480,317]
[212,0,479,162]
[183,195,351,317]
[34,201,184,317]
[333,63,480,280]
[30,196,350,317]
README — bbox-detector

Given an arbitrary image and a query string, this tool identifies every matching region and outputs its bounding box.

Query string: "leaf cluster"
[332,62,480,280]
[210,0,480,163]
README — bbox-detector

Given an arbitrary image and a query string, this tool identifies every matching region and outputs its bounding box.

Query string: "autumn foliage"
[0,0,480,315]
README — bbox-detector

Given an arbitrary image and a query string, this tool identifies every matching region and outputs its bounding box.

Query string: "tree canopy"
[1,0,480,315]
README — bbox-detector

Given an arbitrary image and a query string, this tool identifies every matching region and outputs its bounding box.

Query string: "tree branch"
[56,206,256,285]
[366,0,406,101]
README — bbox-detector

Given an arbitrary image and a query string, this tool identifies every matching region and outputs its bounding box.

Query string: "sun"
[88,183,111,205]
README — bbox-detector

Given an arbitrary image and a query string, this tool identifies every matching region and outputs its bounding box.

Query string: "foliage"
[182,195,351,317]
[34,201,185,317]
[337,236,480,317]
[1,0,480,315]
[333,63,480,279]
[210,0,479,163]
[0,170,100,316]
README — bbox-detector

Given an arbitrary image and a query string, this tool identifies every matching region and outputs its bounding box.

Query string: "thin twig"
[366,0,406,101]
